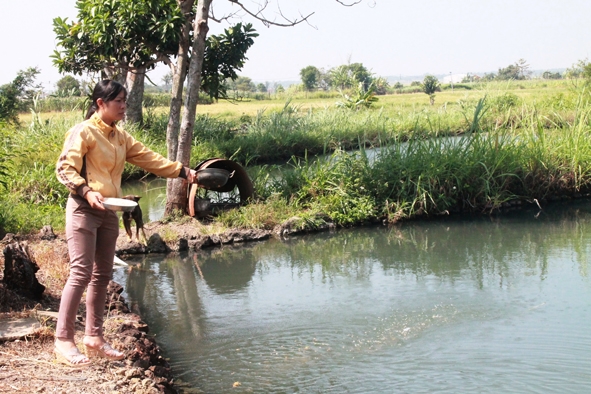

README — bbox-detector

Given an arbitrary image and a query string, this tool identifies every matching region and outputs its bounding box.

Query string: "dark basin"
[196,168,233,190]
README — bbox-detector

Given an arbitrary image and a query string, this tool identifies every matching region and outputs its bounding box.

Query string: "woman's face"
[97,91,126,125]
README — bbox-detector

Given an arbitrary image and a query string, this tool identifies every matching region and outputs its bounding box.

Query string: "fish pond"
[113,196,591,393]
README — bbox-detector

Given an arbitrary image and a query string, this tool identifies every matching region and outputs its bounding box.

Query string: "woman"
[54,80,197,367]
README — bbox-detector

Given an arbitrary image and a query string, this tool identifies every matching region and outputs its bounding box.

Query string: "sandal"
[54,345,91,368]
[85,342,125,361]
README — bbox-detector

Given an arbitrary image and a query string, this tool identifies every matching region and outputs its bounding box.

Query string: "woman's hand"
[186,169,198,184]
[85,191,106,210]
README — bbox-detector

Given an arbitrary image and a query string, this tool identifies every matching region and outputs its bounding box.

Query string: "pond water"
[120,177,168,223]
[113,199,591,393]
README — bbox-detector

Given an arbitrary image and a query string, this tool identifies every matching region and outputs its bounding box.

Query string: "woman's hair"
[85,80,127,120]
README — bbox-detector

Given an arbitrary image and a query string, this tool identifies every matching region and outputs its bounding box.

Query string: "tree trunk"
[165,0,212,215]
[125,66,146,124]
[165,0,196,198]
[166,0,196,162]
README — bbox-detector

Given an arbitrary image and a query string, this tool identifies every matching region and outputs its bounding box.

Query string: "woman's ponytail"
[84,102,98,120]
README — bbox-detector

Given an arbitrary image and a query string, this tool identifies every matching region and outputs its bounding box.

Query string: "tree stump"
[39,225,57,240]
[2,242,45,300]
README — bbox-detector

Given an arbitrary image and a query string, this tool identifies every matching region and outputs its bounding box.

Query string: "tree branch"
[335,0,363,6]
[227,0,314,27]
[210,5,241,23]
[162,56,176,75]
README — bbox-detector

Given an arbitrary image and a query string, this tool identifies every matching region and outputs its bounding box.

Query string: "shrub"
[0,68,41,124]
[493,93,521,112]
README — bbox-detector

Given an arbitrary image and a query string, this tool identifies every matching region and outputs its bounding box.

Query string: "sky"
[1,0,590,90]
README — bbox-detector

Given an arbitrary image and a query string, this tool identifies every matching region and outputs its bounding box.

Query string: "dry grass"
[28,238,70,292]
[0,235,66,314]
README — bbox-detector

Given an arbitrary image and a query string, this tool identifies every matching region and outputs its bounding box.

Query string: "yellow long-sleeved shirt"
[56,114,183,198]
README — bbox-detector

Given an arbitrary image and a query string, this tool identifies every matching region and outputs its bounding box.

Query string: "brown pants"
[56,195,119,339]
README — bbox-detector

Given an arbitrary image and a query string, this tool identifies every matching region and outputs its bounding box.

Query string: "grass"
[1,78,590,235]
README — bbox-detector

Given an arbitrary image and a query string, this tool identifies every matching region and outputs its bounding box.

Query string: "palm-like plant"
[335,82,378,110]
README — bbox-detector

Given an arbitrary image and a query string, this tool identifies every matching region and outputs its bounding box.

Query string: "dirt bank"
[0,234,177,393]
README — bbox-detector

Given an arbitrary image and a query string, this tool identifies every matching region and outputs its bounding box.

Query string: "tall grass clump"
[238,93,591,228]
[5,109,73,208]
[212,99,479,166]
[218,101,324,163]
[0,108,72,234]
[518,93,591,197]
[34,96,86,113]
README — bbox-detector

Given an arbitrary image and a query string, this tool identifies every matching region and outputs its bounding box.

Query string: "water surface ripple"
[114,201,591,393]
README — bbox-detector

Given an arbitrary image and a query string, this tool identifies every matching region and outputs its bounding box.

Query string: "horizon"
[1,1,589,90]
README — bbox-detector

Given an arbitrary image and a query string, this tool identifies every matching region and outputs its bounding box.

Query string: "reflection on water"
[121,178,167,222]
[114,201,591,393]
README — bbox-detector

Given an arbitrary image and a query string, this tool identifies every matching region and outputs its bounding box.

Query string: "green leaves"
[335,82,378,110]
[201,23,258,101]
[300,66,321,91]
[421,75,440,105]
[52,0,184,75]
[329,63,373,91]
[0,68,41,125]
[421,75,440,96]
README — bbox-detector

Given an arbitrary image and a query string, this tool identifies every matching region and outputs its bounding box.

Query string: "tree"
[317,68,332,91]
[497,64,521,80]
[166,0,213,213]
[347,63,373,90]
[163,18,256,184]
[582,62,591,85]
[161,72,173,88]
[52,0,184,124]
[0,68,41,125]
[461,74,476,83]
[300,65,320,91]
[565,59,588,79]
[330,65,353,90]
[232,76,256,93]
[56,75,81,96]
[256,83,267,93]
[516,58,531,80]
[372,76,389,95]
[164,0,372,215]
[497,60,530,81]
[482,72,496,81]
[329,62,373,90]
[542,71,562,80]
[421,75,440,105]
[163,0,196,176]
[53,0,259,212]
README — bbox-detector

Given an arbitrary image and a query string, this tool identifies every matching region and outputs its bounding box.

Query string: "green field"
[1,78,590,235]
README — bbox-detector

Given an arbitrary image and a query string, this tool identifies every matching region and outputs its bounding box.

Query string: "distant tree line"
[298,63,389,95]
[459,59,591,83]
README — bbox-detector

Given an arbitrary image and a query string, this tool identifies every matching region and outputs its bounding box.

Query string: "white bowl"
[102,198,138,212]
